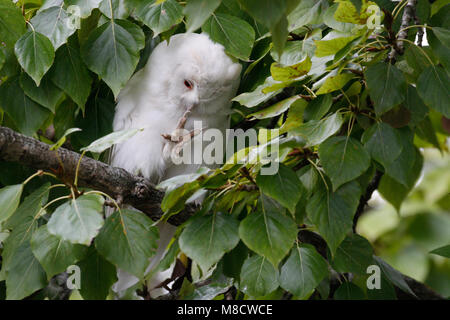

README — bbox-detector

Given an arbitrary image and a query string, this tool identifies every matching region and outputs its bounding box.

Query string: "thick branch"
[353,170,383,232]
[0,126,195,225]
[388,0,417,61]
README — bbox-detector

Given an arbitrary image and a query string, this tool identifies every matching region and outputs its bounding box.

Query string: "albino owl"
[110,33,242,297]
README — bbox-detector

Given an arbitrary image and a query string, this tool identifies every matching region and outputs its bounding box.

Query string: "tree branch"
[0,126,196,226]
[353,170,383,232]
[388,0,418,61]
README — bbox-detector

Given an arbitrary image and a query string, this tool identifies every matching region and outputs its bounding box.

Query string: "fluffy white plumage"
[110,33,241,297]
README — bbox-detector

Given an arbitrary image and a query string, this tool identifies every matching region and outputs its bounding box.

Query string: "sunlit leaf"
[47,194,105,245]
[80,128,143,153]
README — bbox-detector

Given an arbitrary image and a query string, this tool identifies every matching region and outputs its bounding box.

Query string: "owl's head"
[144,33,242,115]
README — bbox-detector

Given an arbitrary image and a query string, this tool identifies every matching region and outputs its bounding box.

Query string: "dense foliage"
[0,0,449,300]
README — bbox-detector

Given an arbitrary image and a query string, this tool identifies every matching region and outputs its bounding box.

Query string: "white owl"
[110,33,242,298]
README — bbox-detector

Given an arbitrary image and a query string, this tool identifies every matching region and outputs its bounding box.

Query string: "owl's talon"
[162,128,203,161]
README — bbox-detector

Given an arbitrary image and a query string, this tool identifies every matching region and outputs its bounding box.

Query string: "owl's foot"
[175,104,195,130]
[161,128,202,161]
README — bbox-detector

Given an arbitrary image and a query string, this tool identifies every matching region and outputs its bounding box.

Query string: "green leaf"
[332,234,373,274]
[323,4,355,33]
[238,0,287,28]
[133,0,183,36]
[232,77,281,108]
[0,76,51,136]
[80,128,143,153]
[77,246,118,300]
[430,245,450,258]
[47,194,105,245]
[290,112,344,147]
[270,40,306,66]
[99,0,130,19]
[14,30,55,86]
[428,25,450,70]
[373,255,415,297]
[158,167,210,191]
[256,164,303,213]
[248,96,300,120]
[0,0,26,47]
[19,73,63,113]
[184,0,221,33]
[405,44,432,79]
[1,185,50,299]
[287,0,328,31]
[366,274,397,300]
[319,136,371,191]
[316,73,354,95]
[363,122,403,169]
[334,282,366,299]
[334,0,373,24]
[65,0,103,18]
[30,225,88,279]
[306,181,361,255]
[416,116,441,150]
[185,277,234,300]
[50,127,82,151]
[30,5,76,50]
[179,212,240,272]
[240,255,279,297]
[403,85,428,126]
[417,65,450,118]
[270,14,289,55]
[279,244,328,299]
[239,195,298,267]
[5,237,47,300]
[303,94,332,121]
[4,183,50,230]
[95,209,159,278]
[378,174,410,212]
[279,99,309,134]
[0,184,24,224]
[315,35,358,57]
[0,0,26,77]
[49,43,92,112]
[160,181,201,216]
[432,27,450,48]
[202,13,255,61]
[270,56,311,81]
[365,62,407,115]
[81,19,144,97]
[383,131,423,188]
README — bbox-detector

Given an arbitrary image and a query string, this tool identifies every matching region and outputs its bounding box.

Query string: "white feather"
[110,33,241,297]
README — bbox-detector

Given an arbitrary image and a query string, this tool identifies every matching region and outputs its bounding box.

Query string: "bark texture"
[0,126,195,225]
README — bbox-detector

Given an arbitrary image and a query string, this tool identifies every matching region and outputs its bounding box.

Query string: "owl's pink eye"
[184,80,193,89]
